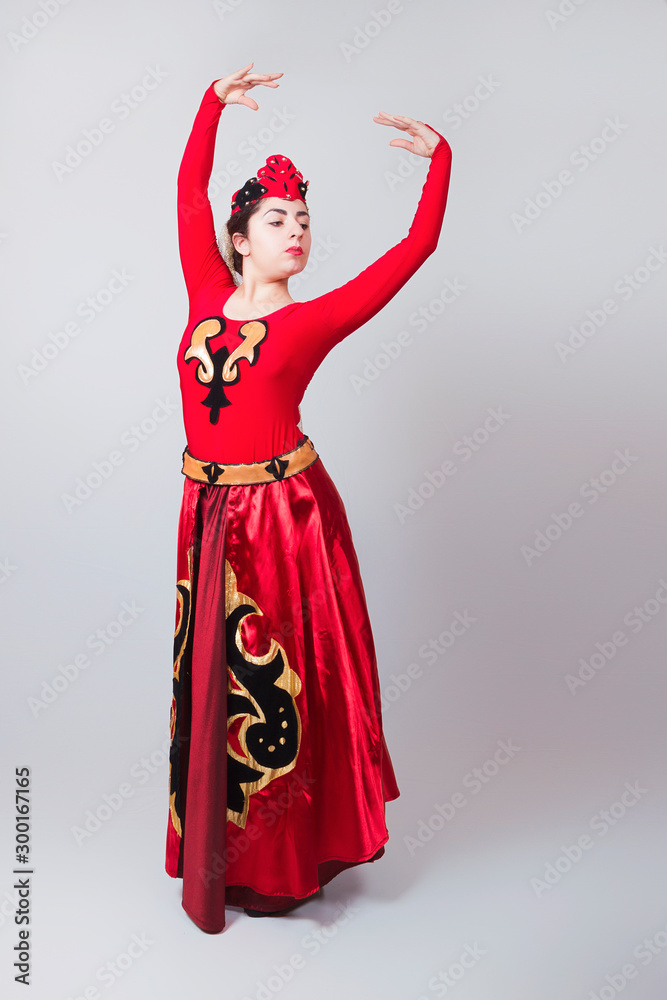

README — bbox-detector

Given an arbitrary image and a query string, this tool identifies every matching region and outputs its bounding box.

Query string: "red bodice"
[177,81,452,465]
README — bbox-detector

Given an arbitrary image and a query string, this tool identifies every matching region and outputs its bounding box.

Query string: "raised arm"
[177,81,235,300]
[177,65,285,302]
[297,121,453,367]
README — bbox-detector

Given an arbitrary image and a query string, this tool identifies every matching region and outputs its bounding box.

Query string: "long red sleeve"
[176,83,453,465]
[295,128,452,369]
[177,81,236,301]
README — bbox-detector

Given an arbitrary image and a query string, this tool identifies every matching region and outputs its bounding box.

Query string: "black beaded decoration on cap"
[231,153,309,214]
[230,178,269,213]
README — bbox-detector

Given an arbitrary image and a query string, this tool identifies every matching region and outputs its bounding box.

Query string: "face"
[233,197,311,277]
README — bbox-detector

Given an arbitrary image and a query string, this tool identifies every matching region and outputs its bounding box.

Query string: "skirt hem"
[180,840,388,931]
[224,837,389,901]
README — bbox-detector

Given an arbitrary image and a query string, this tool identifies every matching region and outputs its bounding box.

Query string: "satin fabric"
[165,455,400,932]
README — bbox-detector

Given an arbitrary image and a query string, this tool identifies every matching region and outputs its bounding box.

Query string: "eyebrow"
[262,207,310,218]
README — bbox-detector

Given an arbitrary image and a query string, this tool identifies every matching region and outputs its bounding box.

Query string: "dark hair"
[226,201,263,277]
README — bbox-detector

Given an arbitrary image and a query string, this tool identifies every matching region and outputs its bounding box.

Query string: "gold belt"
[181,436,319,486]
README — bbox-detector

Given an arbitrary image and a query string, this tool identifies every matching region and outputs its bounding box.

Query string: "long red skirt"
[164,454,400,933]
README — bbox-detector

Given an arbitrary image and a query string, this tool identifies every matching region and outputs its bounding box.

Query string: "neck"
[234,270,292,306]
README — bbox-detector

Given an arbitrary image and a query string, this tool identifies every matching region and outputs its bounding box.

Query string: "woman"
[165,62,452,933]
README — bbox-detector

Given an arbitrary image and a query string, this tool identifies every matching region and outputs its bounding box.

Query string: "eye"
[269,220,309,229]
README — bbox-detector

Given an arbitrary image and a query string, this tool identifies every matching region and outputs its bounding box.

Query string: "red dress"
[165,81,452,933]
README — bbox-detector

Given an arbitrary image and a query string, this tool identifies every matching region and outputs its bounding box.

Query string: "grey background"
[2,0,667,997]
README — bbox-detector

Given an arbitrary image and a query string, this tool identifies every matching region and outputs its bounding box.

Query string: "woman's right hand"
[213,62,283,109]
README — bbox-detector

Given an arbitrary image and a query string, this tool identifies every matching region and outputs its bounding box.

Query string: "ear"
[231,232,250,256]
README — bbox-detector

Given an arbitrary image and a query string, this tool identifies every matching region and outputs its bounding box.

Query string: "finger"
[239,72,283,83]
[244,78,282,87]
[232,61,254,77]
[394,116,423,128]
[238,75,283,90]
[372,116,410,130]
[377,111,421,126]
[374,112,408,126]
[380,111,418,120]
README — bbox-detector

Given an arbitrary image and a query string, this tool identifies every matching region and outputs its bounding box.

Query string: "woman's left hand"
[373,112,441,158]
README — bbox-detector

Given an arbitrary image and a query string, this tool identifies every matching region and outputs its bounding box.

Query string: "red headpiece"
[230,154,309,215]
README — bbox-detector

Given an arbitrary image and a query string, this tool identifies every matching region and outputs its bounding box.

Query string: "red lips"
[286,247,303,255]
